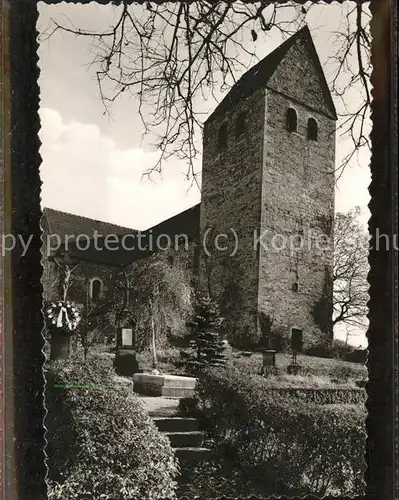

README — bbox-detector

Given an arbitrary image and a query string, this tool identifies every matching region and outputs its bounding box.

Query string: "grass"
[244,374,359,389]
[72,342,368,389]
[233,351,367,385]
[134,346,367,388]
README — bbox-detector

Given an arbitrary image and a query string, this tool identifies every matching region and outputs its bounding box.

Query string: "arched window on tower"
[286,108,298,132]
[90,278,103,302]
[218,122,228,151]
[307,118,318,141]
[235,112,247,139]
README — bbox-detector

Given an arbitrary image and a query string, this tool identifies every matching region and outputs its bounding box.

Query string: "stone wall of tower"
[257,38,336,347]
[200,35,336,348]
[199,90,266,346]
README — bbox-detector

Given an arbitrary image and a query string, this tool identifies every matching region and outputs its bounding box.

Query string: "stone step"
[166,431,204,448]
[174,447,212,464]
[140,396,180,418]
[152,417,200,433]
[147,407,179,418]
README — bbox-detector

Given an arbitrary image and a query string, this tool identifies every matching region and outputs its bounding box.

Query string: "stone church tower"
[199,26,337,347]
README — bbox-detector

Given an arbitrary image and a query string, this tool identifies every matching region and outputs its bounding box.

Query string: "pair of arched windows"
[286,108,318,141]
[218,112,247,151]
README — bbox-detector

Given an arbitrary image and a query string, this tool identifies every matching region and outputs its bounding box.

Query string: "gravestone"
[260,349,277,376]
[291,328,303,353]
[287,328,303,375]
[221,339,233,362]
[114,326,139,376]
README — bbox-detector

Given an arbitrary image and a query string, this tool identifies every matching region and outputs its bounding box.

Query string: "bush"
[195,367,366,497]
[137,346,188,375]
[304,344,334,359]
[345,349,368,364]
[270,325,291,353]
[114,349,140,376]
[178,397,201,417]
[329,339,355,359]
[305,339,358,360]
[46,353,179,500]
[177,459,266,498]
[269,328,328,354]
[330,363,361,381]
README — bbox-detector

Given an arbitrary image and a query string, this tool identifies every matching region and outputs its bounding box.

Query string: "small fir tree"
[185,295,227,372]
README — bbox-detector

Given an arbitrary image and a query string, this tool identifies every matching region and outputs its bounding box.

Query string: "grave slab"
[133,373,197,398]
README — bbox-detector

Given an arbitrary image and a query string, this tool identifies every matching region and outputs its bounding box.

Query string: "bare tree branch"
[327,1,371,182]
[40,1,370,181]
[333,207,369,330]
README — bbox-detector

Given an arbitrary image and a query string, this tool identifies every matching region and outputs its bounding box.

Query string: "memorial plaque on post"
[115,327,138,376]
[122,328,133,347]
[116,327,135,349]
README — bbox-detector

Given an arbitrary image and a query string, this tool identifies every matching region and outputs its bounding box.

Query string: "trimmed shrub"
[177,459,267,498]
[264,387,365,405]
[46,354,179,500]
[195,367,366,496]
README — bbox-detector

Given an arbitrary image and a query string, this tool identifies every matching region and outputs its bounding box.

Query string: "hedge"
[46,354,179,500]
[195,367,366,497]
[263,387,366,405]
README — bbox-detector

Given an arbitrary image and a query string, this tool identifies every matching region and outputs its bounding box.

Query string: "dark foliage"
[178,397,202,417]
[195,367,366,496]
[345,348,368,364]
[183,295,227,372]
[304,338,360,361]
[45,354,179,500]
[188,294,224,333]
[113,349,141,376]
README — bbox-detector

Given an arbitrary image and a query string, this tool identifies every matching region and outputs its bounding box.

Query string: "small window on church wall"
[307,118,318,141]
[235,112,247,138]
[218,123,228,151]
[286,108,297,132]
[90,278,102,301]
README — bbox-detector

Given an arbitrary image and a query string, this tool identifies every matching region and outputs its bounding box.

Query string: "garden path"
[139,395,211,464]
[139,396,180,417]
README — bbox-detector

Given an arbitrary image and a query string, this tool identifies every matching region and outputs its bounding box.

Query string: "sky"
[37,2,371,346]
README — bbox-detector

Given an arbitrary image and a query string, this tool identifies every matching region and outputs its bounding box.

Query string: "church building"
[42,26,336,348]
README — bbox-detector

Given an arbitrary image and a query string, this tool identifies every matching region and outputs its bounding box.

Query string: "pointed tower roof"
[206,25,337,123]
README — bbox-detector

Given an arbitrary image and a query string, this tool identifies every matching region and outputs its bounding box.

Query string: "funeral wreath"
[45,300,81,333]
